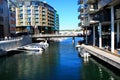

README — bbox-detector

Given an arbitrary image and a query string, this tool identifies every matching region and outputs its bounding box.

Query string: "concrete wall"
[0,36,32,56]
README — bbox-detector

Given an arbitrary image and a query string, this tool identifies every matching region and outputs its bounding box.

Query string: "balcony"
[78,14,88,19]
[78,22,82,27]
[88,4,99,14]
[89,15,99,24]
[78,0,84,4]
[78,4,88,12]
[86,0,97,4]
[88,8,99,14]
[20,20,23,22]
[89,19,99,24]
[78,14,81,19]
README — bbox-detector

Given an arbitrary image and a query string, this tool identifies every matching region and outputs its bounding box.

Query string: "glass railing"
[98,0,112,9]
[86,0,96,4]
[78,0,84,4]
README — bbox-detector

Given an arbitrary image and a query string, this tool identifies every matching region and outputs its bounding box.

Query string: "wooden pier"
[80,44,120,70]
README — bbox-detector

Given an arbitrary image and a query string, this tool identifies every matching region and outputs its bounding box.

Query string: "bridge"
[32,33,85,43]
[32,33,84,38]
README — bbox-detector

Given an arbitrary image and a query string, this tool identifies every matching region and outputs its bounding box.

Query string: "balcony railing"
[88,15,99,24]
[89,20,99,24]
[78,22,82,26]
[88,8,99,14]
[86,0,97,4]
[78,4,88,12]
[78,0,84,4]
[87,4,99,14]
[78,14,88,19]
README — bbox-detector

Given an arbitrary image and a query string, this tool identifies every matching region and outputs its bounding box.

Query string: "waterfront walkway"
[81,44,120,69]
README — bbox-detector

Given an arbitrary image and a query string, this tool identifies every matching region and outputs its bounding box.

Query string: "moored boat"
[18,45,43,53]
[38,40,49,49]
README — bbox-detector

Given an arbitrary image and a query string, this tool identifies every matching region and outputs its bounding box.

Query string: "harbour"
[0,38,120,80]
[0,0,120,80]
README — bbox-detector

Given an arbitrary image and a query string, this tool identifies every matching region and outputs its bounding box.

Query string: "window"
[27,6,30,10]
[28,18,31,22]
[27,10,31,14]
[0,7,3,13]
[20,14,23,18]
[31,1,38,6]
[0,17,3,21]
[19,2,23,7]
[28,15,31,18]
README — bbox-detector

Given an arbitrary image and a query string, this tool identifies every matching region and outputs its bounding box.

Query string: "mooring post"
[72,37,75,43]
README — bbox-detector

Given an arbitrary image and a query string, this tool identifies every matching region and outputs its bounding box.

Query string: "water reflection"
[81,57,120,80]
[0,38,119,80]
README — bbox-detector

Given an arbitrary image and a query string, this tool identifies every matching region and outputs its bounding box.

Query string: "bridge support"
[72,37,75,43]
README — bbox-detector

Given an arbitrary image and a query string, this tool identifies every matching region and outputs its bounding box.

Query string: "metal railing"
[32,33,80,38]
[0,36,23,42]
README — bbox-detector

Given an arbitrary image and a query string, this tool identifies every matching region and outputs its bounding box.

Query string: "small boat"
[18,45,43,53]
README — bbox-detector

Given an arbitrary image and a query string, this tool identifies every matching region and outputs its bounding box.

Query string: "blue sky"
[41,0,79,30]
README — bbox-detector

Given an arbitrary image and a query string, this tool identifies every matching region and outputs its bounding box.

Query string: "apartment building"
[0,0,9,38]
[8,0,16,36]
[16,0,59,35]
[78,0,120,53]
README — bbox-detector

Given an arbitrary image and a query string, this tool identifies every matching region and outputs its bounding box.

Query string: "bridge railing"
[32,33,78,37]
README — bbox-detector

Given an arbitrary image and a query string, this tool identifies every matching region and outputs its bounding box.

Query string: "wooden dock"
[80,44,120,70]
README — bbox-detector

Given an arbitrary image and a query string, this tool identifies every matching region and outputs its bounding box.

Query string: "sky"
[41,0,79,30]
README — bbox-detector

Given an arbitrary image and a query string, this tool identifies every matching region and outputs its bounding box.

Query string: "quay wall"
[0,36,32,56]
[81,44,120,70]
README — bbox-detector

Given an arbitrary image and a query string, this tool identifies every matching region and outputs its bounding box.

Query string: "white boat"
[38,40,49,49]
[19,45,43,53]
[76,44,81,48]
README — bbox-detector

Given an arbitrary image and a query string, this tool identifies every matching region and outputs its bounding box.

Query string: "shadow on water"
[91,55,120,76]
[78,54,120,80]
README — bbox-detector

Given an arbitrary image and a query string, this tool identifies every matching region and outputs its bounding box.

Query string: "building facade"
[54,10,59,34]
[78,0,120,53]
[0,0,9,38]
[8,0,16,36]
[16,0,59,35]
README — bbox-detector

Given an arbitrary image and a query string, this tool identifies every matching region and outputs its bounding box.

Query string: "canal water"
[0,38,120,80]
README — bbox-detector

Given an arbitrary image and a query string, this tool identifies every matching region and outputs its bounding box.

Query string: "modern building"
[8,0,17,36]
[78,0,94,44]
[0,0,9,38]
[78,0,120,53]
[16,0,59,35]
